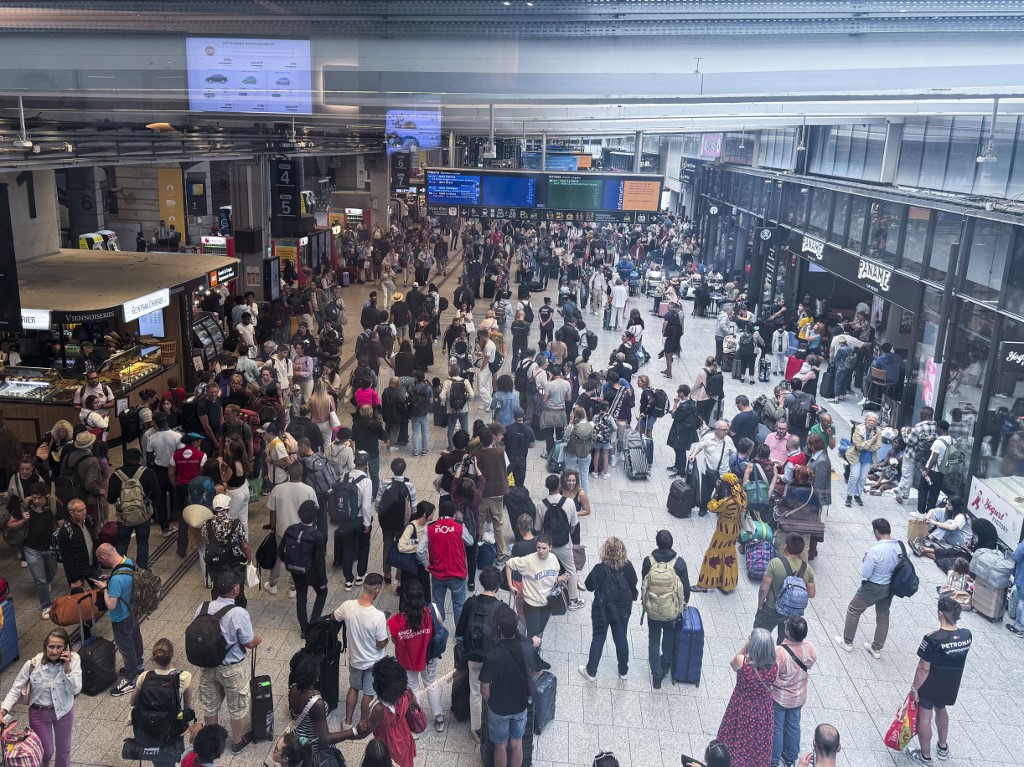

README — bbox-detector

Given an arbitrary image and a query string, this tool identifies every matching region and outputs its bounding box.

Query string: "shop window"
[845,195,868,253]
[866,200,903,266]
[780,184,806,228]
[1005,228,1024,313]
[924,211,962,283]
[946,117,984,192]
[738,175,755,210]
[830,193,849,243]
[807,188,832,238]
[910,288,943,425]
[903,206,930,272]
[963,220,1012,304]
[919,117,953,191]
[896,119,926,187]
[974,116,1017,197]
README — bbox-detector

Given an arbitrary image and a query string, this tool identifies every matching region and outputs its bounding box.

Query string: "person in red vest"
[426,501,468,625]
[169,432,208,558]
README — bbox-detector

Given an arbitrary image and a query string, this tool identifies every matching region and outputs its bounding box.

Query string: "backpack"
[593,414,614,445]
[131,670,186,744]
[448,380,469,413]
[522,302,534,324]
[650,389,669,419]
[936,436,964,475]
[185,602,237,668]
[601,567,635,619]
[255,533,278,571]
[439,297,449,312]
[738,331,755,355]
[408,383,431,418]
[463,598,503,660]
[114,467,151,527]
[565,422,596,459]
[204,519,244,573]
[118,406,143,443]
[257,401,278,428]
[913,431,938,465]
[57,450,88,502]
[112,563,162,620]
[788,392,816,431]
[281,524,318,575]
[705,370,724,400]
[541,497,571,548]
[773,558,809,618]
[334,474,368,524]
[301,453,337,497]
[890,541,919,598]
[377,480,411,533]
[641,556,685,623]
[514,360,535,394]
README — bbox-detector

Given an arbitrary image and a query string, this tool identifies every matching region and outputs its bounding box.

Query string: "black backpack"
[204,519,244,573]
[788,392,816,431]
[602,567,635,620]
[281,524,318,575]
[522,302,534,324]
[705,370,725,399]
[890,541,920,598]
[514,360,535,394]
[448,380,469,412]
[118,406,143,443]
[650,389,669,419]
[463,597,503,660]
[542,497,571,548]
[334,474,367,526]
[409,383,431,418]
[185,602,237,668]
[131,670,186,744]
[738,332,755,355]
[377,480,410,533]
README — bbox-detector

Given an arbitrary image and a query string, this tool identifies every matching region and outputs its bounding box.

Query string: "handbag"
[50,588,105,626]
[547,583,568,616]
[385,525,420,575]
[404,689,428,734]
[744,464,769,507]
[427,603,449,661]
[329,410,341,428]
[1,720,44,767]
[883,693,918,751]
[773,488,816,523]
[246,563,259,589]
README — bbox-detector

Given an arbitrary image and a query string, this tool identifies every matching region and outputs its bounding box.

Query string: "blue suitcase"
[532,670,557,734]
[671,605,704,686]
[0,598,19,672]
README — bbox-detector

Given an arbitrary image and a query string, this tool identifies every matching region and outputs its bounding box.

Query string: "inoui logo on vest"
[801,235,824,260]
[857,259,892,292]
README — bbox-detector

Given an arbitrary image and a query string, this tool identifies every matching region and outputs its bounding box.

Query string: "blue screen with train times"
[426,169,662,223]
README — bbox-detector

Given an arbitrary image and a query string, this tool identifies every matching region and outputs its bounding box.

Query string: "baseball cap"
[513,407,526,420]
[212,494,231,510]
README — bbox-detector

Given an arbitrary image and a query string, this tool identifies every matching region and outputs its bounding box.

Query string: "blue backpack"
[774,558,809,618]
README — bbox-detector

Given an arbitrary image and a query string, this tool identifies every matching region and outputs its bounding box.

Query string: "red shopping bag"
[883,693,918,751]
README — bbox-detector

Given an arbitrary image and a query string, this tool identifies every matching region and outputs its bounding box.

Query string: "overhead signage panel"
[123,288,170,323]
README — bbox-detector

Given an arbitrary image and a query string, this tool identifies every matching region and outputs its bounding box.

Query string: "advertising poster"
[969,475,1024,547]
[157,167,185,231]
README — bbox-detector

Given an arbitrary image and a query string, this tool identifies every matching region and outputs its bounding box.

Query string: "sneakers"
[161,526,177,538]
[567,597,586,611]
[263,582,278,596]
[345,581,354,591]
[288,589,297,600]
[1006,623,1024,636]
[434,715,446,733]
[231,733,253,754]
[20,560,27,568]
[906,747,932,764]
[845,496,853,507]
[893,488,905,504]
[354,575,365,586]
[618,673,628,680]
[863,642,881,659]
[854,496,864,506]
[110,679,136,697]
[41,608,50,620]
[857,397,867,405]
[833,635,853,652]
[602,472,610,479]
[578,665,596,682]
[936,744,949,761]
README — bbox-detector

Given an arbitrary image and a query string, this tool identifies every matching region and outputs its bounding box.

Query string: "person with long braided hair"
[693,472,745,594]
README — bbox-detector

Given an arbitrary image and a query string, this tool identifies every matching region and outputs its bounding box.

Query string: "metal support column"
[633,131,643,172]
[448,131,456,168]
[541,131,547,172]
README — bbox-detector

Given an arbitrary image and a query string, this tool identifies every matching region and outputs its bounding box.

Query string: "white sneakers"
[42,608,50,620]
[578,665,596,682]
[863,642,882,659]
[833,635,853,652]
[263,582,278,596]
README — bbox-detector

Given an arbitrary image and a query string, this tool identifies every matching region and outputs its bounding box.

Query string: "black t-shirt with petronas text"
[917,627,972,707]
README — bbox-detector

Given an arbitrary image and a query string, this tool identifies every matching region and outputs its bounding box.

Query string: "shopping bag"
[883,693,918,751]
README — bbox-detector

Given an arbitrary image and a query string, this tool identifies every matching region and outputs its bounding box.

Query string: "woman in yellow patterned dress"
[693,472,745,593]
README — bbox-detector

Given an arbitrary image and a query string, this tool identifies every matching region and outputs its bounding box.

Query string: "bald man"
[799,723,840,767]
[98,542,145,696]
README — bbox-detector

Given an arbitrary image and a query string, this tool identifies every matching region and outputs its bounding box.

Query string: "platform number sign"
[271,159,299,219]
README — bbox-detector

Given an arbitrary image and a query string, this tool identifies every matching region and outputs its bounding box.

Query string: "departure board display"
[425,169,663,223]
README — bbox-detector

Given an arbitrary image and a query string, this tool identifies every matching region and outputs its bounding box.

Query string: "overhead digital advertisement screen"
[185,37,312,115]
[385,110,442,154]
[425,169,663,222]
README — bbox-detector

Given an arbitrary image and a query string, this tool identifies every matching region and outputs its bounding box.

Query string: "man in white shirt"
[476,329,496,410]
[337,451,374,591]
[145,412,183,537]
[263,423,294,491]
[0,340,21,367]
[532,474,585,611]
[234,313,255,349]
[332,573,388,730]
[834,517,902,658]
[610,278,629,331]
[265,462,318,597]
[687,421,737,517]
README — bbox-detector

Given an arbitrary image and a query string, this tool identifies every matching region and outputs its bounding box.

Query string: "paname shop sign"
[857,259,892,292]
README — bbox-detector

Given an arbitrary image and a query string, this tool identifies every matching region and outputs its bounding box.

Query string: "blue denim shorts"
[488,708,527,743]
[595,441,613,451]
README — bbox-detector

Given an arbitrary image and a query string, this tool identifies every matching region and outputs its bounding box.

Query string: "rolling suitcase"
[0,598,19,672]
[340,271,350,287]
[971,579,1007,622]
[758,357,772,382]
[333,527,345,567]
[451,644,470,722]
[819,366,836,400]
[547,441,566,474]
[667,478,694,519]
[625,432,651,479]
[481,698,534,767]
[671,605,704,686]
[532,670,557,734]
[745,540,774,580]
[250,652,275,741]
[302,616,346,711]
[732,356,742,380]
[77,589,117,696]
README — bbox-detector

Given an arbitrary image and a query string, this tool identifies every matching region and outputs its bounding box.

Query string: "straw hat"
[182,504,214,528]
[392,291,404,302]
[74,432,95,449]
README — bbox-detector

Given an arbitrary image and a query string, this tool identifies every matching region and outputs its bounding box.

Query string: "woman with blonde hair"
[307,379,338,447]
[477,309,497,334]
[692,356,723,425]
[693,472,745,594]
[578,536,638,682]
[130,638,195,766]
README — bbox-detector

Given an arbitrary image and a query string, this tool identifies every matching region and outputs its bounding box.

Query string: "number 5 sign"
[271,158,300,220]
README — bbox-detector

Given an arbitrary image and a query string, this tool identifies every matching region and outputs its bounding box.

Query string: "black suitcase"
[250,652,275,741]
[758,357,772,382]
[667,478,694,518]
[732,356,742,380]
[433,397,449,427]
[484,279,496,299]
[300,616,346,711]
[76,593,117,696]
[532,670,557,734]
[333,527,344,567]
[819,365,835,400]
[481,698,534,767]
[452,644,470,722]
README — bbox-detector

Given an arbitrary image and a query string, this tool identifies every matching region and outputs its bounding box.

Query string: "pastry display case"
[0,366,64,402]
[6,346,166,405]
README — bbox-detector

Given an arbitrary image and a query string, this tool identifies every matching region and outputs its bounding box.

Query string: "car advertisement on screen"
[385,110,441,154]
[186,37,312,115]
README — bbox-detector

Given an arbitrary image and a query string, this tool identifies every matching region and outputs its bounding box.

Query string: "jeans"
[586,616,629,677]
[116,519,152,570]
[410,415,430,454]
[406,660,443,718]
[112,616,145,682]
[448,411,469,448]
[843,580,891,651]
[292,573,327,633]
[846,459,871,498]
[772,701,803,766]
[918,471,945,516]
[563,455,591,495]
[24,546,56,609]
[432,576,467,625]
[897,455,917,496]
[647,618,676,679]
[30,704,74,767]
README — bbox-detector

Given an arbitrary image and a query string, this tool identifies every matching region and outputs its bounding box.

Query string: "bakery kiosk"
[0,249,239,448]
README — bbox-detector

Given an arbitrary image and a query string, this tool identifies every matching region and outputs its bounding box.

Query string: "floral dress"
[717,660,779,767]
[697,496,741,592]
